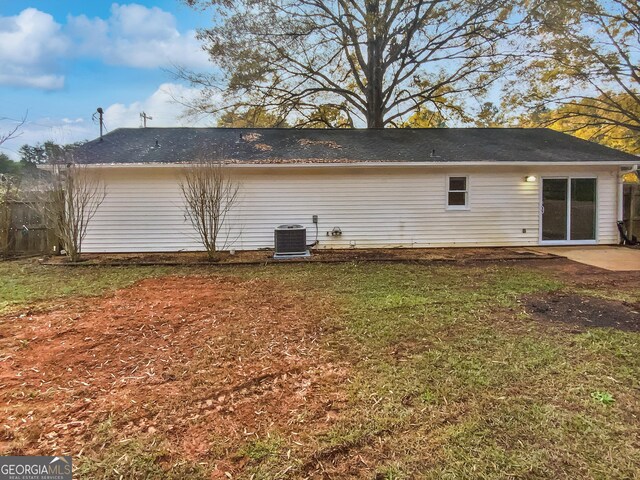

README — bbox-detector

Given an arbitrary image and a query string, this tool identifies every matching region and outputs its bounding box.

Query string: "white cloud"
[61,118,86,125]
[0,83,212,158]
[68,3,210,69]
[0,8,68,89]
[103,83,212,127]
[0,116,90,158]
[0,4,211,90]
[0,73,65,90]
[110,4,179,40]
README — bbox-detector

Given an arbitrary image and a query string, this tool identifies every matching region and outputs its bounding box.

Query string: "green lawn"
[0,262,170,314]
[1,260,638,479]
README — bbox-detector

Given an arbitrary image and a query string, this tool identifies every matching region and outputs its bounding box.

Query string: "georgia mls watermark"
[0,456,72,480]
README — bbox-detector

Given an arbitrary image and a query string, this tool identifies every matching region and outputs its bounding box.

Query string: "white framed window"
[447,175,469,210]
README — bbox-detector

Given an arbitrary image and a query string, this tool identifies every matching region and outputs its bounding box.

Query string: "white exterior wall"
[82,164,620,252]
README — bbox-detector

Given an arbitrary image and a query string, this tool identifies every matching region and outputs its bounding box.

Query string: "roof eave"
[56,160,639,169]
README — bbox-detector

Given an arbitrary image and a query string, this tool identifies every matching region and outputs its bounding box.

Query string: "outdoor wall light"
[525,175,537,182]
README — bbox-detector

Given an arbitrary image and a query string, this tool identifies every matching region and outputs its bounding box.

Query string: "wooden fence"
[0,200,55,255]
[623,183,640,241]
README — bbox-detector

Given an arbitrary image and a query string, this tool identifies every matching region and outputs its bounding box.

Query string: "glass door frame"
[539,176,598,245]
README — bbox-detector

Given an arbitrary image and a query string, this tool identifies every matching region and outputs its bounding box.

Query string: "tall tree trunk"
[365,0,385,128]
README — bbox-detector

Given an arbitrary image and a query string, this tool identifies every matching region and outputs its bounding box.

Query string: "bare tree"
[179,160,240,260]
[0,115,26,148]
[43,164,106,262]
[179,0,520,127]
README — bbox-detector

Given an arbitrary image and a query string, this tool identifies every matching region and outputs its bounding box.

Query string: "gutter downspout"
[617,172,623,243]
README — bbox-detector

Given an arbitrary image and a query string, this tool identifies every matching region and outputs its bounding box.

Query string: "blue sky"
[0,1,216,157]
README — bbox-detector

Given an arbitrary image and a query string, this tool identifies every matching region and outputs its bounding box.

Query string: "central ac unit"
[274,224,309,258]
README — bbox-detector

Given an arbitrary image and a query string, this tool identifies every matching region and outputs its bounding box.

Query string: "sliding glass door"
[542,178,596,243]
[542,179,568,241]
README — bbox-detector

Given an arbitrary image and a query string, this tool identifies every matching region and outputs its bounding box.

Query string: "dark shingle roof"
[72,127,638,165]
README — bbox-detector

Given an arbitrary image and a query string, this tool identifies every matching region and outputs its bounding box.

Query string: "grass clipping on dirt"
[0,261,639,479]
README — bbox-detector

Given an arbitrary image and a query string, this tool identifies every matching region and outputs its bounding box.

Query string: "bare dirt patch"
[523,292,640,331]
[40,247,553,266]
[0,276,349,475]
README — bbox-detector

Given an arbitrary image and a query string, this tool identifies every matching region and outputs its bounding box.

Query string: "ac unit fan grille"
[274,225,307,255]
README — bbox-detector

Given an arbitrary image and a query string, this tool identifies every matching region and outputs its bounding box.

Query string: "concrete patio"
[529,246,640,271]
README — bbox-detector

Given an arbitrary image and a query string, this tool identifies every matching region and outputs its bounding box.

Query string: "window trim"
[446,175,470,210]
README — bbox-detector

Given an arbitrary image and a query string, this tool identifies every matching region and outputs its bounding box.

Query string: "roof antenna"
[140,111,153,128]
[92,107,105,141]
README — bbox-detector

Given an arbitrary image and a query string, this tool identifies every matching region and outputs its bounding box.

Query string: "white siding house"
[71,128,637,253]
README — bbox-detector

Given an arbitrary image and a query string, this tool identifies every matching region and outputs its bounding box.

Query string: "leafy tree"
[19,141,84,166]
[0,153,43,179]
[514,0,640,137]
[519,96,640,154]
[18,144,47,165]
[180,0,519,127]
[294,104,354,128]
[0,153,21,175]
[475,102,505,128]
[217,106,290,128]
[401,108,447,128]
